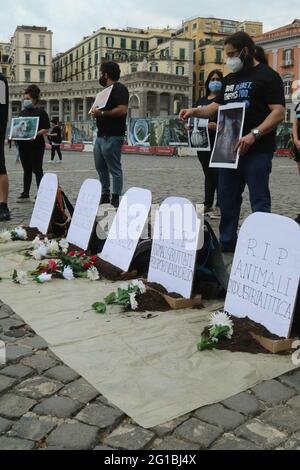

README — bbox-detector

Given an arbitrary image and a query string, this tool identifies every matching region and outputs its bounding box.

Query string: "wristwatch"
[251,128,262,140]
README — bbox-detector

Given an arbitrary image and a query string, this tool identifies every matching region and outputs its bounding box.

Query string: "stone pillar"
[82,97,88,121]
[46,101,51,119]
[169,95,175,115]
[155,93,161,117]
[139,92,147,117]
[71,99,76,122]
[59,100,63,122]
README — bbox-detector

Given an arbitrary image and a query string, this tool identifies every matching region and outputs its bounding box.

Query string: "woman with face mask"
[180,32,285,253]
[16,85,50,202]
[195,70,223,216]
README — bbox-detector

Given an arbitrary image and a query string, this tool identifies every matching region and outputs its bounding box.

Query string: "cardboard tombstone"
[30,173,58,235]
[148,197,202,299]
[67,179,102,251]
[100,188,152,273]
[225,213,300,338]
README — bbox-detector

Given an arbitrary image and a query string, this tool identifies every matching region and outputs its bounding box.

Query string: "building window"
[39,35,45,48]
[150,63,158,72]
[215,49,222,64]
[95,69,98,79]
[106,52,114,61]
[184,26,188,32]
[199,71,205,84]
[88,43,91,53]
[176,66,184,76]
[200,50,205,65]
[95,52,98,64]
[39,54,46,65]
[132,40,137,50]
[39,70,46,82]
[24,69,31,82]
[193,40,196,50]
[82,73,85,81]
[24,34,31,47]
[131,64,138,73]
[95,37,98,48]
[179,48,185,61]
[82,46,85,56]
[121,38,126,49]
[88,72,92,80]
[193,23,197,30]
[283,49,293,66]
[284,81,292,96]
[25,53,31,65]
[106,37,114,48]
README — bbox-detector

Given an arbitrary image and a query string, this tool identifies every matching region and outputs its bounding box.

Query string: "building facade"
[178,16,263,101]
[256,19,300,122]
[8,71,191,125]
[0,43,11,79]
[9,25,53,84]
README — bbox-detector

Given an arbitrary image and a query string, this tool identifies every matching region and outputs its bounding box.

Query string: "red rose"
[83,262,91,269]
[68,251,75,257]
[78,251,85,257]
[48,260,58,271]
[90,256,97,264]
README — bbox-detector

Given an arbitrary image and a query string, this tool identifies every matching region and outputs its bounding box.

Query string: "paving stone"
[287,396,300,409]
[5,328,28,339]
[0,394,37,419]
[195,404,246,431]
[153,438,199,451]
[44,366,80,384]
[0,375,17,393]
[283,431,300,450]
[47,422,99,450]
[104,425,155,450]
[76,403,124,431]
[0,436,35,450]
[21,352,59,374]
[11,415,57,442]
[0,364,34,379]
[0,318,25,332]
[280,371,300,393]
[235,419,288,449]
[0,416,13,434]
[17,336,48,351]
[96,395,123,411]
[6,345,33,362]
[212,435,263,450]
[0,305,14,317]
[175,418,222,448]
[94,446,116,451]
[252,380,295,405]
[33,396,83,419]
[15,377,63,400]
[222,392,263,417]
[260,406,300,433]
[59,378,99,404]
[151,415,190,437]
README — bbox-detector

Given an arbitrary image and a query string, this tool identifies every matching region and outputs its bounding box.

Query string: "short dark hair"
[100,61,121,81]
[24,84,41,101]
[205,69,224,97]
[51,118,59,125]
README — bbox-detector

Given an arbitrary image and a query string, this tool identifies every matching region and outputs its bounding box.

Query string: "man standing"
[0,72,10,221]
[92,62,129,209]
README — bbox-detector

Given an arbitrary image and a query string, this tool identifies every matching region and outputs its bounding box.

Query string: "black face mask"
[99,76,108,87]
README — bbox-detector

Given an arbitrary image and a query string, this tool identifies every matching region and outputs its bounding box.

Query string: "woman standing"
[195,70,223,215]
[292,102,300,223]
[17,85,50,202]
[48,118,63,163]
[180,32,285,253]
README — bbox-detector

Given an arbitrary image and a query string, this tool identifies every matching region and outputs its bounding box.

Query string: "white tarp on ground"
[0,248,297,428]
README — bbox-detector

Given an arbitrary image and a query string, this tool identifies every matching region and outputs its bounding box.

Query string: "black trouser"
[51,144,62,161]
[197,151,219,208]
[19,141,45,195]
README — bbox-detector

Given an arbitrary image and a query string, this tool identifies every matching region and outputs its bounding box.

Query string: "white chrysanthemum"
[87,267,100,281]
[209,311,234,339]
[129,292,138,311]
[59,239,69,253]
[63,266,75,281]
[32,244,49,260]
[120,282,130,291]
[37,273,52,284]
[0,230,12,243]
[31,236,43,250]
[48,240,59,255]
[131,280,146,294]
[14,227,28,240]
[16,271,28,285]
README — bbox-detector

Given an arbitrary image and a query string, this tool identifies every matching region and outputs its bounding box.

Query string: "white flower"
[14,227,28,240]
[63,266,75,281]
[15,271,28,285]
[120,282,130,291]
[87,266,100,281]
[32,244,49,260]
[131,280,146,294]
[59,239,69,253]
[37,273,52,284]
[0,230,12,243]
[31,236,43,250]
[209,311,234,339]
[129,292,138,311]
[48,240,59,255]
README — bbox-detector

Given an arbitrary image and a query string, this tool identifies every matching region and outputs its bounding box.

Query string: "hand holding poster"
[9,117,40,141]
[210,103,245,169]
[89,85,114,113]
[188,117,211,151]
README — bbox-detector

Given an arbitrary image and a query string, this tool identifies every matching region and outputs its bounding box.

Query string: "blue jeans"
[94,136,124,195]
[219,152,273,250]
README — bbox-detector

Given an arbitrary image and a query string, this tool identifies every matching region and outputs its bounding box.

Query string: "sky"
[1,0,299,53]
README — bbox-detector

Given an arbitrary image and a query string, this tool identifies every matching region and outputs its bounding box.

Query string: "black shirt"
[50,125,62,144]
[215,63,285,154]
[18,107,50,147]
[96,82,129,137]
[0,73,9,140]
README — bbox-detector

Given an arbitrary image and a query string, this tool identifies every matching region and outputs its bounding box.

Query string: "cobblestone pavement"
[0,148,299,450]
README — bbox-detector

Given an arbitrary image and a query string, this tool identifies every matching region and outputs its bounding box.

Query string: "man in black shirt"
[91,62,129,209]
[0,73,10,221]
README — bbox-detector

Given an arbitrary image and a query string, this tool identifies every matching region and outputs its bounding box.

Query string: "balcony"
[282,59,294,68]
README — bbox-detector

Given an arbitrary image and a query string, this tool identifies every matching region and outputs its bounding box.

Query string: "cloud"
[0,0,299,52]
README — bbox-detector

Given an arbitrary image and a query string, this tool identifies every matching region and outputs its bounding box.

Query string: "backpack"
[50,187,74,238]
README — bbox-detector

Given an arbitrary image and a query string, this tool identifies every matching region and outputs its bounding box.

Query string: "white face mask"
[226,56,243,73]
